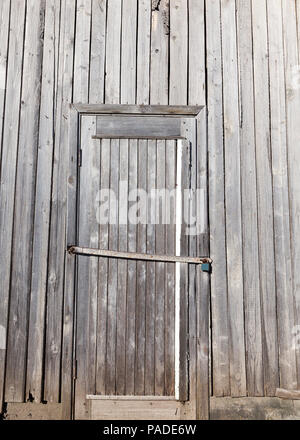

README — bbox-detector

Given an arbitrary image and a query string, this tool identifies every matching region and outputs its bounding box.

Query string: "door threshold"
[86,395,177,401]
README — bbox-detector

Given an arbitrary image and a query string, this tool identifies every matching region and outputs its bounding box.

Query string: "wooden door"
[69,112,206,420]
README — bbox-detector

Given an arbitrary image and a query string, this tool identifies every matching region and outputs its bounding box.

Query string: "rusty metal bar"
[68,246,212,265]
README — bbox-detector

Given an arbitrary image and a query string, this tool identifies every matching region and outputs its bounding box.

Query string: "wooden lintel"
[72,103,203,117]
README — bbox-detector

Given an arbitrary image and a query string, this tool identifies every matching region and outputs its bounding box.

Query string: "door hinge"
[78,149,82,167]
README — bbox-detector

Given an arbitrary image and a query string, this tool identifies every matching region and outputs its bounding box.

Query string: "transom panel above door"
[65,105,210,420]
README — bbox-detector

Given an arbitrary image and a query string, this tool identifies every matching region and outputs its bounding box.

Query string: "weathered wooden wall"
[0,0,300,413]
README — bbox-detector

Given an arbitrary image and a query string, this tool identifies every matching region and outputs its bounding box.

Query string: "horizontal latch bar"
[68,246,212,265]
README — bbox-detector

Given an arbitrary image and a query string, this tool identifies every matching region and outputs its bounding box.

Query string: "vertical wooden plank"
[75,116,99,419]
[155,140,166,395]
[220,0,246,397]
[136,0,151,396]
[104,0,122,396]
[145,139,156,395]
[74,0,92,103]
[178,140,189,402]
[116,0,137,396]
[105,139,119,395]
[96,139,110,395]
[126,139,138,394]
[115,138,128,395]
[150,0,169,397]
[188,0,205,107]
[4,0,45,403]
[297,0,300,57]
[169,0,188,402]
[44,0,76,403]
[267,0,297,391]
[135,140,147,395]
[252,0,279,395]
[136,0,151,105]
[205,0,230,396]
[282,0,300,388]
[0,0,26,404]
[120,0,137,105]
[164,140,176,396]
[61,105,79,420]
[236,0,264,397]
[26,0,61,403]
[188,0,209,419]
[0,0,10,162]
[169,0,188,104]
[104,0,122,104]
[89,0,107,104]
[150,0,169,105]
[89,1,109,397]
[0,0,11,410]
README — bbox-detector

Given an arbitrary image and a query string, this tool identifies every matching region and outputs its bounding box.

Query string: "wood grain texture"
[252,0,279,395]
[0,0,11,410]
[75,116,98,419]
[95,116,182,138]
[26,0,61,403]
[206,0,230,396]
[4,0,44,403]
[267,0,297,391]
[1,0,299,420]
[0,0,26,406]
[282,0,300,389]
[221,0,246,397]
[236,0,264,397]
[73,0,92,103]
[44,0,76,404]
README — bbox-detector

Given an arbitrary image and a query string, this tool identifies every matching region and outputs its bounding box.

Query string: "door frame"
[62,104,210,420]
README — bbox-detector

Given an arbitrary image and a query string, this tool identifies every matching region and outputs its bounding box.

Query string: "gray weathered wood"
[236,0,264,397]
[276,389,300,400]
[137,0,151,105]
[150,0,169,106]
[74,103,202,116]
[126,139,138,395]
[0,0,10,169]
[221,0,246,397]
[0,0,12,410]
[188,0,209,419]
[268,0,297,391]
[87,395,175,400]
[73,0,92,104]
[155,140,166,395]
[145,140,156,395]
[169,0,188,406]
[75,116,98,419]
[89,399,183,420]
[61,104,79,420]
[26,0,61,403]
[5,0,44,403]
[165,140,176,396]
[95,115,183,138]
[252,0,279,395]
[135,140,147,395]
[282,0,300,390]
[206,0,230,397]
[89,0,107,104]
[95,139,110,395]
[45,0,76,406]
